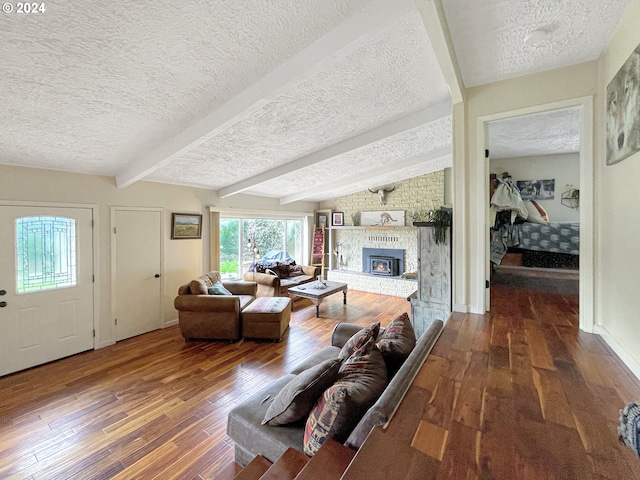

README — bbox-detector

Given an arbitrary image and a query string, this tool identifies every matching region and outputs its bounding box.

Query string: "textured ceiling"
[442,0,632,87]
[489,107,582,159]
[0,0,631,203]
[145,11,450,192]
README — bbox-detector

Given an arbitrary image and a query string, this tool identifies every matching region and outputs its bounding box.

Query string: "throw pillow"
[288,265,304,277]
[275,263,290,279]
[376,312,416,377]
[338,322,380,361]
[262,358,342,426]
[525,200,549,224]
[207,281,232,296]
[303,338,387,456]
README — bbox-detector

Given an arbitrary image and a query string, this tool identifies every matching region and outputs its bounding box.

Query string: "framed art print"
[171,213,202,239]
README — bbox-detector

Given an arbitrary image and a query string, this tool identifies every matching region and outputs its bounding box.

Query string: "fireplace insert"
[369,256,400,276]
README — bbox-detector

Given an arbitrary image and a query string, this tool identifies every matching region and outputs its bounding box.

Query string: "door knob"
[154,274,160,278]
[0,301,6,308]
[0,290,5,296]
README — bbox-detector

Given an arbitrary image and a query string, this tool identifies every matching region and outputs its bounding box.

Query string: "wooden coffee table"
[288,281,348,318]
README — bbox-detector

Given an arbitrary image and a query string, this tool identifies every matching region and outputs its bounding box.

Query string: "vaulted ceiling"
[0,0,631,203]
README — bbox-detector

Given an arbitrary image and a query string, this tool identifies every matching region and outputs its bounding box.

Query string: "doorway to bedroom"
[486,105,583,326]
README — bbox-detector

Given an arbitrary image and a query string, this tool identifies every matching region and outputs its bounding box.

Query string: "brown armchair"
[174,271,257,341]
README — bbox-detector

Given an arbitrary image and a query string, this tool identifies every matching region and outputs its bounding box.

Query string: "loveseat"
[226,316,444,466]
[243,263,320,297]
[174,271,257,341]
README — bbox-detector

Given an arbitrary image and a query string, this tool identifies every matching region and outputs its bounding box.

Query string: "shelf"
[329,226,415,230]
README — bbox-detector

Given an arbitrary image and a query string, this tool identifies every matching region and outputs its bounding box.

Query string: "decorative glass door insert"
[15,216,77,293]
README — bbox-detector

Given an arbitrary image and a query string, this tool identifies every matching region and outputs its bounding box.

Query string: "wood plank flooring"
[1,279,639,479]
[0,292,409,480]
[384,272,640,479]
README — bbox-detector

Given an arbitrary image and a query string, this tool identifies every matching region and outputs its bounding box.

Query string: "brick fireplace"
[327,228,417,297]
[363,247,403,276]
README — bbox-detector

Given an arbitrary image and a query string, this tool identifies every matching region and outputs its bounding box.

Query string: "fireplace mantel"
[329,226,415,230]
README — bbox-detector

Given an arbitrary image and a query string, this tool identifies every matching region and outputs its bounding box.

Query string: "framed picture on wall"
[332,212,344,226]
[516,179,555,200]
[171,213,202,239]
[360,211,405,227]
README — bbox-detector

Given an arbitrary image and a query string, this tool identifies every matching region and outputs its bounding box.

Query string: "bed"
[491,221,580,267]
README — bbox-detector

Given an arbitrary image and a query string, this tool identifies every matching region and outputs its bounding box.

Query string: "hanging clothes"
[490,177,529,223]
[489,175,528,265]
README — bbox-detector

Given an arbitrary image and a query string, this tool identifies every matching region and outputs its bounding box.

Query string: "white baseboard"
[595,325,640,381]
[164,318,179,327]
[453,303,469,313]
[97,340,115,349]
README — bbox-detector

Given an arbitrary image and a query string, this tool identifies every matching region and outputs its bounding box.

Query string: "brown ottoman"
[241,297,292,341]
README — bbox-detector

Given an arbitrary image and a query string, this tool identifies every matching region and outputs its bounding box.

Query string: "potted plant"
[427,208,452,245]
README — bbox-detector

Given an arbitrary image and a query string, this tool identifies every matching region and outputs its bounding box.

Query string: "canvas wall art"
[360,211,405,227]
[606,42,640,165]
[516,179,555,200]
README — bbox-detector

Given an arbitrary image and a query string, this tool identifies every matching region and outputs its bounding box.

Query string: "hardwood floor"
[1,285,639,479]
[0,292,409,479]
[384,274,640,479]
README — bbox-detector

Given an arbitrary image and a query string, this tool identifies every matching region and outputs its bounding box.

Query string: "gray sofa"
[226,319,444,466]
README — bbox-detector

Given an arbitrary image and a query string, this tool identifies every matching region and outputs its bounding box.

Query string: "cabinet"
[409,222,451,337]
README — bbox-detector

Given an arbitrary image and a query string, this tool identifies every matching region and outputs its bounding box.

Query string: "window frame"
[215,210,309,280]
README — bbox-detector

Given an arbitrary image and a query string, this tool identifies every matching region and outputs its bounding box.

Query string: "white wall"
[596,0,640,374]
[462,62,597,314]
[0,164,318,348]
[490,153,580,222]
[455,0,640,378]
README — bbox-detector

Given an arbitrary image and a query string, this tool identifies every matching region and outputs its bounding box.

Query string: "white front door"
[0,206,94,376]
[113,209,162,341]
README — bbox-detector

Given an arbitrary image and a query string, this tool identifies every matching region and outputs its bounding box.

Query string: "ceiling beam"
[115,0,417,188]
[415,0,464,104]
[279,145,452,204]
[217,100,451,198]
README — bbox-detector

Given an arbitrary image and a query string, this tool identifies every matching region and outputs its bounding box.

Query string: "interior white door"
[0,206,94,377]
[114,209,162,341]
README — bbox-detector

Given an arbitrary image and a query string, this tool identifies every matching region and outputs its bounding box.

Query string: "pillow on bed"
[525,200,549,224]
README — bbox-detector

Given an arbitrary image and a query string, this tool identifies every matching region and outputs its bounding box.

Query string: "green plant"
[427,209,452,245]
[220,261,238,274]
